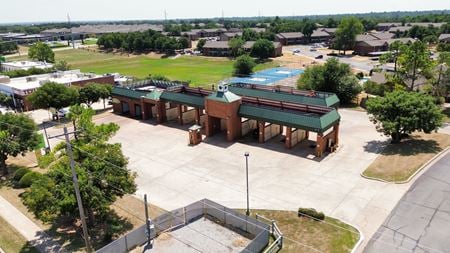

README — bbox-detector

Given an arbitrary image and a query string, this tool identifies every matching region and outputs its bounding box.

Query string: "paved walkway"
[364,151,450,253]
[0,196,64,253]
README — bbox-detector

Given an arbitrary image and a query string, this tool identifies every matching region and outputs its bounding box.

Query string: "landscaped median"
[362,132,450,183]
[241,209,360,253]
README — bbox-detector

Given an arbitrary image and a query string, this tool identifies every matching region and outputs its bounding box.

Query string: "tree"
[0,113,40,175]
[67,104,92,140]
[228,38,245,57]
[78,83,107,107]
[0,93,13,108]
[251,39,275,60]
[54,60,71,71]
[366,90,443,143]
[22,111,135,226]
[302,20,317,43]
[233,54,256,76]
[99,84,112,109]
[27,82,79,118]
[398,41,433,90]
[28,42,55,63]
[380,40,405,76]
[298,58,362,104]
[196,39,206,51]
[242,29,259,41]
[334,17,364,55]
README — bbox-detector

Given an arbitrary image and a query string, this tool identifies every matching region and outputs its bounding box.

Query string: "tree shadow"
[364,136,441,156]
[43,209,133,251]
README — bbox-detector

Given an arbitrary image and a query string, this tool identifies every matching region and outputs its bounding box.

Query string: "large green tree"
[379,40,405,76]
[28,42,55,63]
[0,113,40,175]
[251,39,275,60]
[334,17,364,55]
[233,54,256,76]
[301,20,317,43]
[297,58,362,104]
[398,41,433,90]
[27,82,79,118]
[366,90,443,143]
[79,83,110,107]
[228,37,245,57]
[22,109,134,226]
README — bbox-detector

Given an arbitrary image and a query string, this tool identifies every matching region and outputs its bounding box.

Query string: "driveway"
[80,109,421,251]
[364,151,450,253]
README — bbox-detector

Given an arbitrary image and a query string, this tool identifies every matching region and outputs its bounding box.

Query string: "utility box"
[188,125,203,145]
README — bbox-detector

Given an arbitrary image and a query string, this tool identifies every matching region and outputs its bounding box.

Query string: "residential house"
[202,41,282,57]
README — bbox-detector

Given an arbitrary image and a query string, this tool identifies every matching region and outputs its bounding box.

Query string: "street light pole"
[245,152,250,216]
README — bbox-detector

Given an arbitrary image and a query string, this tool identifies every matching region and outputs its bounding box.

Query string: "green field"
[9,49,277,86]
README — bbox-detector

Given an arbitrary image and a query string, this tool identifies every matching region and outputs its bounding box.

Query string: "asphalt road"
[364,151,450,253]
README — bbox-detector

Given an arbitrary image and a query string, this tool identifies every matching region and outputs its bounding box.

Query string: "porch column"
[177,104,183,125]
[195,108,201,125]
[333,124,340,146]
[316,133,324,157]
[156,101,166,124]
[141,99,149,120]
[205,115,214,137]
[285,127,292,149]
[258,121,265,143]
[305,130,310,140]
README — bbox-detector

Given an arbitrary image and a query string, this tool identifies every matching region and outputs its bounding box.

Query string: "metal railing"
[255,214,283,253]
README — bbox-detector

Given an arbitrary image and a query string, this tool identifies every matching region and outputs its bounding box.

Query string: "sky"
[1,0,450,23]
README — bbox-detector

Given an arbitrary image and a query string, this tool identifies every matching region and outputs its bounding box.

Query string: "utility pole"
[164,10,168,23]
[51,127,93,252]
[67,14,75,49]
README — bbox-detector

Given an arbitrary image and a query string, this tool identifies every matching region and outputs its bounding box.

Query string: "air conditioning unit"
[217,83,228,93]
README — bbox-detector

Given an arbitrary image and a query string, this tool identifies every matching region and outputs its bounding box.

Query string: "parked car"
[52,108,69,120]
[310,48,317,52]
[292,49,301,54]
[315,55,324,59]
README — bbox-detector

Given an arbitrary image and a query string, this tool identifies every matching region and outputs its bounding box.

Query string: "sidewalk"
[0,196,64,253]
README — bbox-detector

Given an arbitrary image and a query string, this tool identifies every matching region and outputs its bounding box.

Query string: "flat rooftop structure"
[0,70,104,96]
[1,61,53,72]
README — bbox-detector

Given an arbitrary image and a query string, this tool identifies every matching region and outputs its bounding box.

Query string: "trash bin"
[188,125,202,145]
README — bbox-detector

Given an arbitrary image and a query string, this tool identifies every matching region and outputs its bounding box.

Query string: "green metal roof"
[144,90,163,101]
[206,91,241,103]
[112,87,149,99]
[229,87,340,108]
[238,104,340,133]
[160,92,205,108]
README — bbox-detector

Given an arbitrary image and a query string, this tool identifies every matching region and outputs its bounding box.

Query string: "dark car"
[315,55,324,59]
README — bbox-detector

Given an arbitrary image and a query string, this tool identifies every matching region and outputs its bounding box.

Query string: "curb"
[350,224,364,253]
[361,147,450,184]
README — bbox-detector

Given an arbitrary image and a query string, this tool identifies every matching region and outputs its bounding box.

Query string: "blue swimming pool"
[229,67,304,86]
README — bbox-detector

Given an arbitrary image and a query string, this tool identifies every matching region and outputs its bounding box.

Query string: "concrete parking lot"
[85,109,419,251]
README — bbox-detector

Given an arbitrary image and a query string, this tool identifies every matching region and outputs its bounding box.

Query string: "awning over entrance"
[238,104,340,133]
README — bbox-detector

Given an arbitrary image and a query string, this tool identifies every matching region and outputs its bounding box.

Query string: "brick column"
[305,130,309,140]
[205,115,214,137]
[195,108,201,125]
[141,99,149,120]
[333,124,340,146]
[316,133,324,157]
[156,101,166,124]
[285,127,292,149]
[177,104,183,125]
[258,121,265,143]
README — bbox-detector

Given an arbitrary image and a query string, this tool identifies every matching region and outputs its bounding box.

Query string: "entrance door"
[134,104,142,119]
[122,102,130,114]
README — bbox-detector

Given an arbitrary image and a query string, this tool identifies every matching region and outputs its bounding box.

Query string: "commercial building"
[0,70,114,110]
[111,80,340,157]
[0,33,51,44]
[202,41,282,57]
[0,61,54,72]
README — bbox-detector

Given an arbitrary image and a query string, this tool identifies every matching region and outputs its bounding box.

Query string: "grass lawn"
[82,38,98,45]
[241,210,359,253]
[363,132,450,182]
[0,216,39,253]
[9,49,278,86]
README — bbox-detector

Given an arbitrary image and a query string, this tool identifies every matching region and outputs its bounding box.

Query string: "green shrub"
[18,171,42,188]
[364,80,385,96]
[356,72,365,79]
[13,167,30,181]
[298,207,325,220]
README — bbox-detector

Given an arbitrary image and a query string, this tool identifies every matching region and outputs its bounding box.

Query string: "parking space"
[85,109,420,250]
